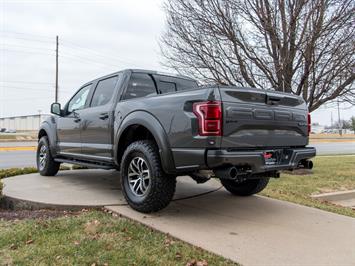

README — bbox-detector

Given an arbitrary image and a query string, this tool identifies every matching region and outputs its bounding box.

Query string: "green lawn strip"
[0,167,38,180]
[0,211,237,266]
[261,156,355,218]
[0,166,74,180]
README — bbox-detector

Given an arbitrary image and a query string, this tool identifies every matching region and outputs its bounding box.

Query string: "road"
[311,142,355,155]
[0,142,354,169]
[0,150,36,169]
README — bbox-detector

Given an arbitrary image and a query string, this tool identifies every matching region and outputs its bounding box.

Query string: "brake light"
[193,101,222,136]
[308,113,311,135]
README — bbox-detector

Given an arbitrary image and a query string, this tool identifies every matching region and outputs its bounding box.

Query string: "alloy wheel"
[38,144,47,171]
[127,156,151,197]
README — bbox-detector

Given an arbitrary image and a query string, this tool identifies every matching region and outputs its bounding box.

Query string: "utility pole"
[55,35,59,102]
[337,99,342,136]
[331,112,333,127]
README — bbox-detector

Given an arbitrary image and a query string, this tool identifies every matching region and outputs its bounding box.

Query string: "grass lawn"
[261,155,355,218]
[0,211,237,266]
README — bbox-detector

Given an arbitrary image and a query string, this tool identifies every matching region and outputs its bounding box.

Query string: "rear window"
[122,73,157,100]
[153,74,197,94]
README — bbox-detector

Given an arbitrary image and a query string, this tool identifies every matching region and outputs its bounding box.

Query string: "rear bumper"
[207,147,316,173]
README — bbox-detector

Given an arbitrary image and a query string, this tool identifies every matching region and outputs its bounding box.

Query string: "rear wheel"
[120,140,176,213]
[220,177,270,196]
[37,136,60,176]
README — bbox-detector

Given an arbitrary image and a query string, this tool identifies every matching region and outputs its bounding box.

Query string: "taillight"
[193,101,222,136]
[307,113,311,135]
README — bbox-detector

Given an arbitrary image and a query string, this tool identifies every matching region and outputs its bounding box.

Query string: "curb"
[312,190,355,201]
[0,195,108,211]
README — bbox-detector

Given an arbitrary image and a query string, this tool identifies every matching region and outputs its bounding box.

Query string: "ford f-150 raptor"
[37,69,316,212]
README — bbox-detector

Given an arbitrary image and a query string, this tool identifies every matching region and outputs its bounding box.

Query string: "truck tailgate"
[219,86,309,148]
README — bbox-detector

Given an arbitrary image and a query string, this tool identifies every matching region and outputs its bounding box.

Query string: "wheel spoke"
[133,179,141,193]
[129,178,138,185]
[132,159,140,173]
[129,164,139,176]
[141,178,148,190]
[142,169,149,175]
[127,156,151,197]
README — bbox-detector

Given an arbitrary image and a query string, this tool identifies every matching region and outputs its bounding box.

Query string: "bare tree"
[161,0,355,111]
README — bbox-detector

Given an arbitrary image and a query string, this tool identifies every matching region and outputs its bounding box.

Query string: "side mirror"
[51,103,62,116]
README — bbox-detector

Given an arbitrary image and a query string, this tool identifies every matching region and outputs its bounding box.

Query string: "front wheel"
[37,136,60,176]
[120,140,176,213]
[220,177,270,196]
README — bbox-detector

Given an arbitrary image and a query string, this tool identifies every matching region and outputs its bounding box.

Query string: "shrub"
[0,167,37,179]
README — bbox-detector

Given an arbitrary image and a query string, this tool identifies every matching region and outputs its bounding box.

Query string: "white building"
[0,114,51,131]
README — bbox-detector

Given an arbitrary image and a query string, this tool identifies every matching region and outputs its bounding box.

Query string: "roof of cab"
[86,69,195,86]
[128,69,195,81]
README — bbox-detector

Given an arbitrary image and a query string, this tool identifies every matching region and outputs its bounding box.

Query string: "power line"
[2,97,54,102]
[0,35,53,44]
[0,48,55,56]
[1,85,72,93]
[2,31,142,67]
[60,41,141,66]
[1,43,54,52]
[0,81,54,85]
[0,31,53,40]
[60,53,122,69]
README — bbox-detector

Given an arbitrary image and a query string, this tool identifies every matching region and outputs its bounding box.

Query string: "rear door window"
[91,76,118,107]
[122,73,157,100]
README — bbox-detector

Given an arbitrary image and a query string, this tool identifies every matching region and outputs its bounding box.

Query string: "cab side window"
[157,81,176,94]
[91,76,118,107]
[154,74,198,94]
[122,73,157,100]
[67,84,92,113]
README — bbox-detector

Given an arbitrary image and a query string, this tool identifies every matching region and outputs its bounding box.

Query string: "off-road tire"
[120,140,176,213]
[37,136,60,176]
[220,177,270,196]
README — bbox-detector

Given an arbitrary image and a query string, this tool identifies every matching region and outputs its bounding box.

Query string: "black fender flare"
[38,117,58,157]
[113,111,176,174]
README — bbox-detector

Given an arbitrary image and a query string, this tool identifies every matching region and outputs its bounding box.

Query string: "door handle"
[72,111,81,123]
[99,113,109,120]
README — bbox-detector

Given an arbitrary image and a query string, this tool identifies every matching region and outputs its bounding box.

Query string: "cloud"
[1,0,166,116]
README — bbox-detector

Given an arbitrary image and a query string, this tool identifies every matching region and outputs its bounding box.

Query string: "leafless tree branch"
[160,0,355,111]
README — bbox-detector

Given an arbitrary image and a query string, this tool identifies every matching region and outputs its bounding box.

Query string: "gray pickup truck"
[37,69,316,212]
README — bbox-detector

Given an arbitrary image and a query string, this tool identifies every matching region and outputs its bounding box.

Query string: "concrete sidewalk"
[107,187,355,266]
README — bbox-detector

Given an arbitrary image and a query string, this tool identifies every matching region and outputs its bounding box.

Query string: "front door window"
[67,84,91,113]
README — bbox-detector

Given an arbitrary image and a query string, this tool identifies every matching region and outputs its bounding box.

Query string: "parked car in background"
[4,129,16,133]
[37,69,316,213]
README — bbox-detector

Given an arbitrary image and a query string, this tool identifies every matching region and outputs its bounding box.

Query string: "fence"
[0,114,51,131]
